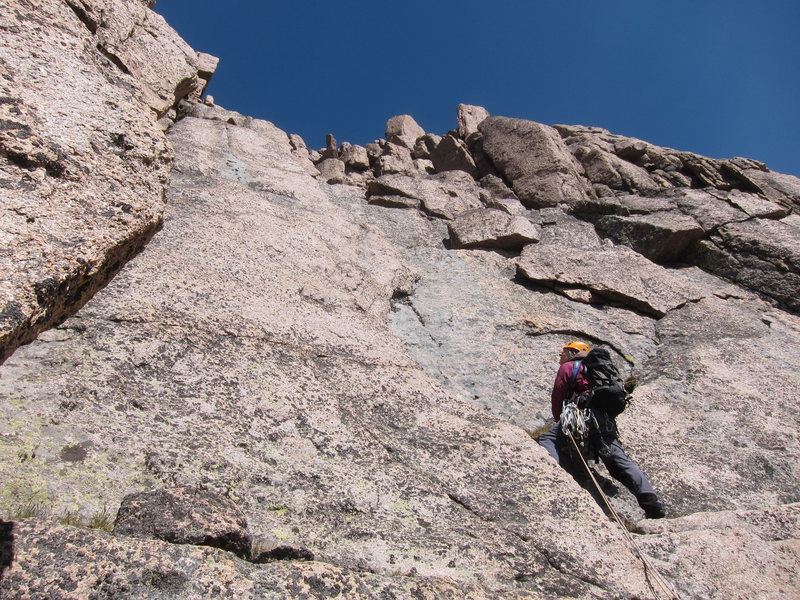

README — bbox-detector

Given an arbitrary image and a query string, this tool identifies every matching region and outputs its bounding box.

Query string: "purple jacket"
[550,360,590,420]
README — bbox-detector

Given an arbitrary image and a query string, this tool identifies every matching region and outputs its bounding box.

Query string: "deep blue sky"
[155,1,799,177]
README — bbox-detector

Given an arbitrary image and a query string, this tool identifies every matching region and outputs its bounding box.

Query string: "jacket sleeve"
[550,362,574,420]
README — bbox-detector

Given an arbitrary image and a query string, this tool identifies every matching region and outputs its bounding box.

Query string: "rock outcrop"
[1,3,799,599]
[113,486,252,559]
[479,117,594,208]
[0,0,216,364]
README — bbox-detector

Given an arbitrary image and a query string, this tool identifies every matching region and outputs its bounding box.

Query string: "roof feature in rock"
[448,209,540,250]
[516,244,707,316]
[367,172,482,220]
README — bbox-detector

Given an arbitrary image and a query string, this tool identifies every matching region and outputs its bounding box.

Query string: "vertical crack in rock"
[64,0,99,34]
[97,44,132,75]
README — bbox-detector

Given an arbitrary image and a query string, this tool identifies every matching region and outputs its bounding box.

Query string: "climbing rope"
[565,429,680,600]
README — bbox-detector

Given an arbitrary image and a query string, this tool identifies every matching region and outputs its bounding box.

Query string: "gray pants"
[538,423,663,515]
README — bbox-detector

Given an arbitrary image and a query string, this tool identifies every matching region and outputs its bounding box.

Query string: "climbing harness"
[565,429,680,600]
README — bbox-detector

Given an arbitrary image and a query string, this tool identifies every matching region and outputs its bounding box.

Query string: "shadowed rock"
[113,486,252,559]
[595,211,705,263]
[695,218,800,312]
[341,143,370,171]
[412,133,442,160]
[377,142,416,175]
[429,133,479,178]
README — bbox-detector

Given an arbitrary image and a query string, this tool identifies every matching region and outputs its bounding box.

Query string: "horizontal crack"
[521,327,636,366]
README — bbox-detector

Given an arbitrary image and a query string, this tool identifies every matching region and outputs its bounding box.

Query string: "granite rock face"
[0,106,656,600]
[3,519,553,600]
[0,0,215,364]
[1,4,800,600]
[554,124,800,309]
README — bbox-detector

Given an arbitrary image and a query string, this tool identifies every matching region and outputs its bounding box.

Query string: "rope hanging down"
[565,429,680,600]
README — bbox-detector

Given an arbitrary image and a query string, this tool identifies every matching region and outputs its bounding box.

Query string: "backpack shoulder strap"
[571,360,583,383]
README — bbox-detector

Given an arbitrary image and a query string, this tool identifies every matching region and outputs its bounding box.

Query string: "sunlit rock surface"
[1,2,799,598]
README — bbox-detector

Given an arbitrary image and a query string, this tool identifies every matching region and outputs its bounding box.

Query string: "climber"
[537,341,666,519]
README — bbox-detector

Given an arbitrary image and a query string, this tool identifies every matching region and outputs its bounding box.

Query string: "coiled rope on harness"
[564,427,680,600]
[559,401,591,443]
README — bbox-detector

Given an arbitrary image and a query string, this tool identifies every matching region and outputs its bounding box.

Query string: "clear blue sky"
[155,1,799,177]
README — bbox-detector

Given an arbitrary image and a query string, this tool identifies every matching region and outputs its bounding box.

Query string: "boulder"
[448,209,540,250]
[595,211,706,264]
[377,142,416,175]
[190,52,220,102]
[429,133,479,178]
[386,115,425,150]
[412,133,441,160]
[572,145,664,195]
[113,486,252,559]
[480,192,527,216]
[516,244,708,317]
[315,158,346,184]
[479,117,593,208]
[340,143,370,171]
[480,174,518,200]
[457,104,490,139]
[321,133,338,160]
[413,158,435,174]
[466,132,499,178]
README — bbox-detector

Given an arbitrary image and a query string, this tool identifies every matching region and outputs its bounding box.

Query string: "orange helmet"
[563,341,590,353]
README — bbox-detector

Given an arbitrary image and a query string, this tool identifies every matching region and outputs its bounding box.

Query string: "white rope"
[565,429,680,600]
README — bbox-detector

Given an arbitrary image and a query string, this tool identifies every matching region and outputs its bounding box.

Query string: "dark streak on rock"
[64,0,99,34]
